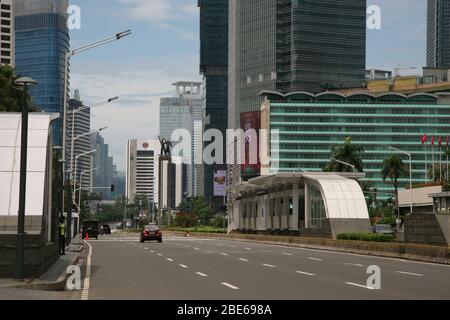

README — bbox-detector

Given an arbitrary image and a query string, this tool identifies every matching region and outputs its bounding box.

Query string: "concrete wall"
[0,233,59,278]
[405,214,449,246]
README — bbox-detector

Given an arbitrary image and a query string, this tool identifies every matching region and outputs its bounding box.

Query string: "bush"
[337,233,394,242]
[175,212,198,228]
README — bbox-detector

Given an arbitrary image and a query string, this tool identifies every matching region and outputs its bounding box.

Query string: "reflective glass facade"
[264,92,450,195]
[199,0,228,203]
[427,0,450,68]
[15,11,69,145]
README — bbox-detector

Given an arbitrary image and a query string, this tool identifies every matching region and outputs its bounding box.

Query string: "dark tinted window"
[145,225,160,231]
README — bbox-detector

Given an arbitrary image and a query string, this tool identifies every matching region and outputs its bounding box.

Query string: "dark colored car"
[140,224,162,243]
[82,220,99,239]
[371,224,395,235]
[100,225,111,235]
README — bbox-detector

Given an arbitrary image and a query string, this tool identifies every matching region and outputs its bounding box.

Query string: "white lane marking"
[345,282,376,290]
[150,250,155,253]
[396,271,424,277]
[309,257,323,261]
[166,258,174,262]
[157,253,163,256]
[345,263,364,267]
[244,247,252,251]
[194,247,200,251]
[296,271,315,276]
[206,250,213,254]
[144,247,148,250]
[196,272,208,277]
[221,282,239,290]
[282,252,293,256]
[220,253,229,256]
[238,258,249,262]
[81,240,93,301]
[262,264,276,268]
[179,264,188,269]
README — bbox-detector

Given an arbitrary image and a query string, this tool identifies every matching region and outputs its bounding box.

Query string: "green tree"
[324,137,364,172]
[381,155,409,208]
[0,65,38,112]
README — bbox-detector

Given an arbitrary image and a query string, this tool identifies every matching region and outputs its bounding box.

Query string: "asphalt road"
[83,233,450,300]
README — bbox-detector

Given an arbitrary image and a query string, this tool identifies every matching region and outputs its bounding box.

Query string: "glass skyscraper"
[261,91,450,197]
[229,0,367,129]
[198,0,228,204]
[427,0,450,68]
[14,0,69,145]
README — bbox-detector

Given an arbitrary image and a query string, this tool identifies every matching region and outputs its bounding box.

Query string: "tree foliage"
[324,137,364,172]
[0,65,38,112]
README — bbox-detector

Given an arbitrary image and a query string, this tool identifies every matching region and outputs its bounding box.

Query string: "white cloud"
[116,0,198,32]
[70,55,201,171]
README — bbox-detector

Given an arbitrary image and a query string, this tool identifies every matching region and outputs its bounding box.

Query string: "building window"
[309,185,326,229]
[247,76,252,85]
[271,72,277,80]
[259,74,264,82]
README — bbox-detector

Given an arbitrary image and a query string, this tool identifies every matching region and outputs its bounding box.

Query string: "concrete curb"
[5,245,85,291]
[166,231,450,265]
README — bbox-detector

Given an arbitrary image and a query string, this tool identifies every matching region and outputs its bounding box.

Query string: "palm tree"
[0,64,37,112]
[324,137,364,172]
[381,155,409,208]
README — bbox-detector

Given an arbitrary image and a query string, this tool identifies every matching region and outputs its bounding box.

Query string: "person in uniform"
[58,217,66,255]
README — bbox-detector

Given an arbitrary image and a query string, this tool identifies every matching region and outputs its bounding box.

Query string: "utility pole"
[14,77,37,281]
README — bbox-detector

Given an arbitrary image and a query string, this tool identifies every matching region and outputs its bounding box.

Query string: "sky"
[69,0,427,172]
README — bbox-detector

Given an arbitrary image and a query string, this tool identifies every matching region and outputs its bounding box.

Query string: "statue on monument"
[158,136,172,158]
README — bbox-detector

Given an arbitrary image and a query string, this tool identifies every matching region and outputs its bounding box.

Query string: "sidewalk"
[0,237,85,292]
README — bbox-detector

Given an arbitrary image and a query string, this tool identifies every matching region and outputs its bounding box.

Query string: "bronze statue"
[158,136,172,157]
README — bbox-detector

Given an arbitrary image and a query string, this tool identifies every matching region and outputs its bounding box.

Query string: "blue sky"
[69,0,427,171]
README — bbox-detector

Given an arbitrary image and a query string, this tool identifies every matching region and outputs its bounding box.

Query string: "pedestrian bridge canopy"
[228,173,370,239]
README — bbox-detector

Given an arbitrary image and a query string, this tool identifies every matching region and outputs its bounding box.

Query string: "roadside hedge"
[337,233,394,242]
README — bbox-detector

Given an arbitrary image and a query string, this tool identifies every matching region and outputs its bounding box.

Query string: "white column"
[292,183,300,230]
[304,182,310,229]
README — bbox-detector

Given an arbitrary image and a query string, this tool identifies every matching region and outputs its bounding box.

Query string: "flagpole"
[425,142,428,182]
[432,142,435,182]
[440,145,442,182]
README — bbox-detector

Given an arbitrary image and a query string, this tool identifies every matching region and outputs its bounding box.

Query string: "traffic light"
[110,184,115,195]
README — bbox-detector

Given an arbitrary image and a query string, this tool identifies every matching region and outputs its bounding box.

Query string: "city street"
[81,233,450,300]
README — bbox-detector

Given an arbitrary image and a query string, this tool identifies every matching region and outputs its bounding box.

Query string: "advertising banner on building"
[214,170,227,197]
[241,111,261,180]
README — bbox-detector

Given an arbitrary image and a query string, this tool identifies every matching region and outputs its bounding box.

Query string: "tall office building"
[228,0,367,186]
[229,0,367,130]
[427,0,450,68]
[126,140,160,206]
[198,0,228,204]
[67,90,91,191]
[0,0,14,66]
[14,0,70,145]
[159,81,203,198]
[91,132,115,198]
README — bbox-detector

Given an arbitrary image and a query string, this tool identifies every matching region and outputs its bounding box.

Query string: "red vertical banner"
[240,111,261,180]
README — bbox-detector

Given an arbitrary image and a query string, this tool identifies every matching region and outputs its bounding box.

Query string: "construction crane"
[394,66,418,77]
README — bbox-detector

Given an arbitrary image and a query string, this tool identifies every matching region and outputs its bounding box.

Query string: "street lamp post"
[68,149,98,244]
[69,98,118,186]
[77,167,100,222]
[13,77,37,281]
[71,128,107,203]
[388,146,412,242]
[61,30,132,230]
[330,158,356,172]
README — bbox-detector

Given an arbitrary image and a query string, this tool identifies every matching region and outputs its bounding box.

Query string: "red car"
[140,224,162,243]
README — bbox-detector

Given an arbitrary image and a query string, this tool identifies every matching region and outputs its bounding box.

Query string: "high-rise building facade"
[228,0,367,187]
[14,0,70,145]
[159,81,203,198]
[67,90,91,191]
[229,0,367,130]
[427,0,450,68]
[198,0,229,205]
[0,0,14,66]
[91,132,115,198]
[261,91,450,196]
[126,139,160,205]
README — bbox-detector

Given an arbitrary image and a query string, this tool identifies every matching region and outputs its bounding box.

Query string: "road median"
[165,231,450,265]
